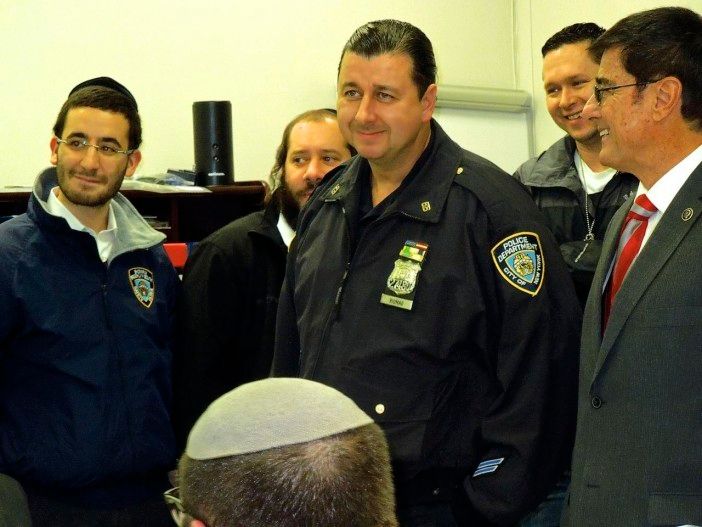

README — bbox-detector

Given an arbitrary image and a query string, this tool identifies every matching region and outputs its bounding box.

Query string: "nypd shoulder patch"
[491,232,544,296]
[128,267,155,308]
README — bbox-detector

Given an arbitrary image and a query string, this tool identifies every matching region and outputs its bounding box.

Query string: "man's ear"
[124,149,142,177]
[50,136,59,166]
[421,83,438,122]
[651,76,682,123]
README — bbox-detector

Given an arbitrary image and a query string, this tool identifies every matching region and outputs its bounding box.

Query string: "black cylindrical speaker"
[193,101,234,186]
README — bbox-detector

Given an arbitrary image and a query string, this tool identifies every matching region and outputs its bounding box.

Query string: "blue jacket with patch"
[273,121,582,526]
[0,168,178,507]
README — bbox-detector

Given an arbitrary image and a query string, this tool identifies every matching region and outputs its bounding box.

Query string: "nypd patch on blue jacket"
[128,267,155,308]
[491,232,544,296]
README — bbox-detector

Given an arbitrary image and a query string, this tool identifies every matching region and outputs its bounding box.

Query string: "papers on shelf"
[120,179,211,193]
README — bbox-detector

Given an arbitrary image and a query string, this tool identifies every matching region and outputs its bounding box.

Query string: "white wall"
[0,0,515,187]
[516,0,701,156]
[4,1,698,188]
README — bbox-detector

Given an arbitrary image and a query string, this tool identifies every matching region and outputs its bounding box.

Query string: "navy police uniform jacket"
[272,121,582,526]
[0,168,178,507]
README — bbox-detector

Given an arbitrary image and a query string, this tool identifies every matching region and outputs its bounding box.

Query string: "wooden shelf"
[0,182,268,242]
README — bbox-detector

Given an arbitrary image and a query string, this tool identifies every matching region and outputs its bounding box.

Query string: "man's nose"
[304,158,325,184]
[355,95,376,124]
[581,92,600,122]
[80,145,101,170]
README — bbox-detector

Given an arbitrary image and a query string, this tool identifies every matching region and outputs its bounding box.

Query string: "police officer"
[272,20,582,526]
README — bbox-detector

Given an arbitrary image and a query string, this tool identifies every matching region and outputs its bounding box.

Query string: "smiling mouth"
[565,112,582,121]
[599,129,610,137]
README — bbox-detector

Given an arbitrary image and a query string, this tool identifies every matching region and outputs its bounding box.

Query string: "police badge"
[380,240,428,310]
[491,232,544,296]
[128,267,155,308]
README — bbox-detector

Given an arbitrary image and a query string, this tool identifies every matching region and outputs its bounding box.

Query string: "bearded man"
[173,108,354,447]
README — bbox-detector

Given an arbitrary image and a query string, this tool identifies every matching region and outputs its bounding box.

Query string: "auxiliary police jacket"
[513,136,638,305]
[273,121,582,526]
[0,168,178,507]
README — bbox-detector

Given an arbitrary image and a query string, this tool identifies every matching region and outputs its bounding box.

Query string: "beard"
[56,163,126,208]
[278,181,302,231]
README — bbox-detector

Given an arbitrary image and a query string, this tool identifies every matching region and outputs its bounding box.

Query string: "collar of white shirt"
[640,143,702,214]
[276,211,295,249]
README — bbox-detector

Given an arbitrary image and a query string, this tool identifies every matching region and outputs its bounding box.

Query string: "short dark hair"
[589,7,702,130]
[52,86,143,149]
[179,423,397,527]
[339,19,436,98]
[268,108,355,189]
[542,23,606,57]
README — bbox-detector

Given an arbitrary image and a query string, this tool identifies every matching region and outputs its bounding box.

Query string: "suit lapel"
[595,162,702,378]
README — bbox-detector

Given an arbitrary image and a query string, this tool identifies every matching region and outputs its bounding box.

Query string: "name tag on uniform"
[380,240,429,311]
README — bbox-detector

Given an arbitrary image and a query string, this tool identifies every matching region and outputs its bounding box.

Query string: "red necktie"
[604,194,657,324]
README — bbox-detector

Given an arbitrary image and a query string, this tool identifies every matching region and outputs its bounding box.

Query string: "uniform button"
[375,403,385,415]
[591,395,602,409]
[456,167,464,174]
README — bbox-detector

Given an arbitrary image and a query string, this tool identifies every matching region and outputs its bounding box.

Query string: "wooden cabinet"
[0,182,268,242]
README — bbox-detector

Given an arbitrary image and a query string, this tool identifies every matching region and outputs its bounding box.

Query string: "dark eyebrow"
[595,76,613,86]
[375,85,396,92]
[65,131,122,147]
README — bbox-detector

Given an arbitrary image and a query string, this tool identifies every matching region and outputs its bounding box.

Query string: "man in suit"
[564,7,702,526]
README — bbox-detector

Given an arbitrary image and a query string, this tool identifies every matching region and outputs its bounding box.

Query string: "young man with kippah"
[0,77,178,526]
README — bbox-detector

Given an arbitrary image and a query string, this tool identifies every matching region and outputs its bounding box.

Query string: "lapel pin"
[421,201,431,213]
[682,207,693,221]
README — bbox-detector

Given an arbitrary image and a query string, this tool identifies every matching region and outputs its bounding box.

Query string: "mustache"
[69,169,104,181]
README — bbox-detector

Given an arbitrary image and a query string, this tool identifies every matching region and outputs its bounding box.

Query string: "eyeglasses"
[55,137,134,157]
[163,486,185,526]
[593,80,660,105]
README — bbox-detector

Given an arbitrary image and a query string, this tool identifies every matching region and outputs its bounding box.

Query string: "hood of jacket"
[30,167,166,262]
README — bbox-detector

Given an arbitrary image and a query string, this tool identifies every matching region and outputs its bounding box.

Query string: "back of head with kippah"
[179,378,398,526]
[186,377,374,460]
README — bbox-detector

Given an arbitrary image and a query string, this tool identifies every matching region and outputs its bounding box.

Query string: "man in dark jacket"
[513,23,638,308]
[272,20,582,527]
[173,109,354,446]
[0,78,178,526]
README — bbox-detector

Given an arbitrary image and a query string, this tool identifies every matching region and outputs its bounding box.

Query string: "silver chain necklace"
[575,155,596,263]
[577,155,596,242]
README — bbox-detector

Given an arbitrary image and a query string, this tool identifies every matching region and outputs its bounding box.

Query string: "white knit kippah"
[185,378,374,460]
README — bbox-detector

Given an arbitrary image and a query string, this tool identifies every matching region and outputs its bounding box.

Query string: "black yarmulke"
[68,77,138,111]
